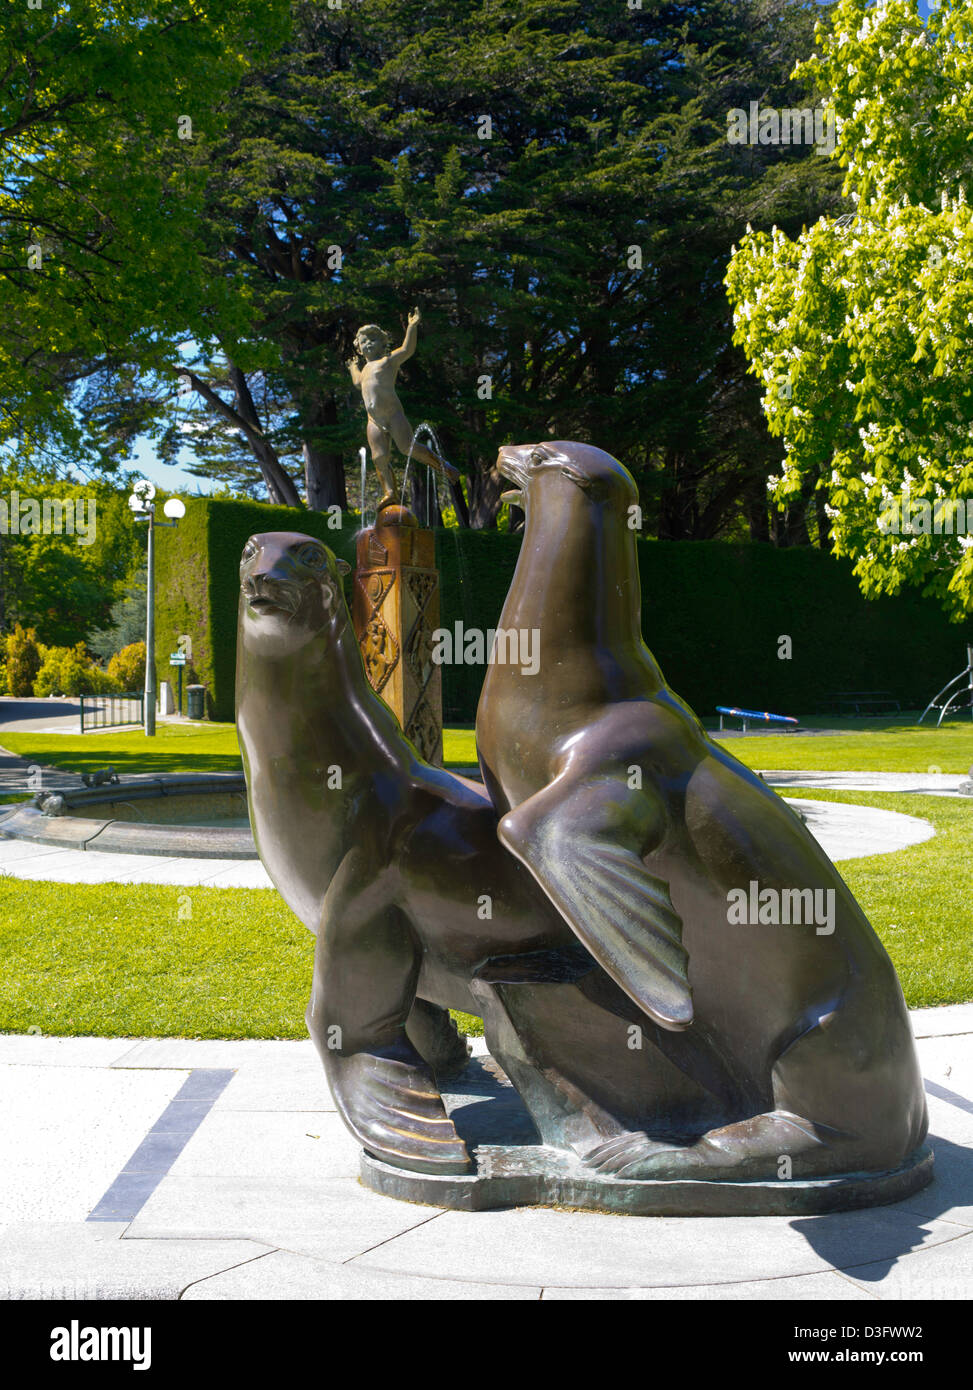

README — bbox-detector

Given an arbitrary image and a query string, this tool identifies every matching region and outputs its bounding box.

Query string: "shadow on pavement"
[791,1134,973,1283]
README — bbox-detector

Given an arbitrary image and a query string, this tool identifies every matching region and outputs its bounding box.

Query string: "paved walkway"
[0,748,945,887]
[0,797,936,886]
[1,1007,970,1300]
[761,770,970,796]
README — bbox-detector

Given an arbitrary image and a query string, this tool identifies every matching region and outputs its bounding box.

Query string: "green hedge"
[154,498,358,721]
[155,499,972,724]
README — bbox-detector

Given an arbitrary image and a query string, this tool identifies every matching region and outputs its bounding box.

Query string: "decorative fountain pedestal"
[351,503,443,766]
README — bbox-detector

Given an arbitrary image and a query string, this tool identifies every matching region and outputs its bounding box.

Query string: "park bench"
[716,706,799,732]
[826,691,901,716]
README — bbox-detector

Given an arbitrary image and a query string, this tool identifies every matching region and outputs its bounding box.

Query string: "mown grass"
[0,723,480,773]
[2,717,970,776]
[0,791,967,1039]
[719,725,973,774]
[791,789,973,1008]
[0,723,244,775]
[0,880,312,1038]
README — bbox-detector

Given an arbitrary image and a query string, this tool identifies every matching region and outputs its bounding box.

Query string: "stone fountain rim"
[0,771,256,860]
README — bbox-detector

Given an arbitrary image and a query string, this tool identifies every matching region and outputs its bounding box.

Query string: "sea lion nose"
[498,444,530,485]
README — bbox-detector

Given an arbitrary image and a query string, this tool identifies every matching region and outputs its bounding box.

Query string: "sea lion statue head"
[239,531,351,660]
[497,441,638,527]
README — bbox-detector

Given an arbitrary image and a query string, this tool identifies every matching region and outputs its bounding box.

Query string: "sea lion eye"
[560,465,590,488]
[295,542,327,570]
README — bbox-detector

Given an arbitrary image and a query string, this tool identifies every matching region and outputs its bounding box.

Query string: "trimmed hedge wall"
[155,498,972,725]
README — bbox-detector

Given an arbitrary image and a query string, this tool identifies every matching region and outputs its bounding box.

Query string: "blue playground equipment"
[716,706,799,733]
[918,646,973,727]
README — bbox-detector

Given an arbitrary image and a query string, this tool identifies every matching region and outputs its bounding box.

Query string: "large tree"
[0,466,142,646]
[726,0,973,617]
[4,0,843,538]
[0,0,289,471]
[167,0,842,529]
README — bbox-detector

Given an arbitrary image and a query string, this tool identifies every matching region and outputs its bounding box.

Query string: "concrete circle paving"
[1,1016,970,1300]
[0,795,935,886]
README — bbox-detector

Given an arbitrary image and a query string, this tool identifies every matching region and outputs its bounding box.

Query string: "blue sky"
[128,434,221,498]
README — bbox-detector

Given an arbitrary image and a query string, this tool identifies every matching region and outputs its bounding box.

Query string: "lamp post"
[128,483,186,737]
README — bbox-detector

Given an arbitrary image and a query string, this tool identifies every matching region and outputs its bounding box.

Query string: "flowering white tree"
[725,0,973,619]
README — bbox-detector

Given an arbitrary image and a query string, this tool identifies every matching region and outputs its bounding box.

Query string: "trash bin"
[186,684,206,721]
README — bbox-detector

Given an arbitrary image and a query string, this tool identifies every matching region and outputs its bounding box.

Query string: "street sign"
[169,653,187,666]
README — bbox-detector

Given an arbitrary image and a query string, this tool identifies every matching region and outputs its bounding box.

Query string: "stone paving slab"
[0,839,68,865]
[761,770,968,795]
[839,1226,973,1299]
[195,862,274,888]
[109,1038,315,1069]
[0,1066,188,1223]
[169,1112,358,1181]
[892,1137,973,1228]
[0,843,274,887]
[0,845,273,889]
[0,1222,273,1301]
[541,1272,876,1300]
[347,1202,967,1291]
[0,1035,136,1067]
[912,1003,973,1038]
[180,1247,542,1301]
[127,1176,449,1265]
[210,1063,335,1113]
[923,1094,973,1148]
[917,1034,973,1085]
[1,1020,970,1300]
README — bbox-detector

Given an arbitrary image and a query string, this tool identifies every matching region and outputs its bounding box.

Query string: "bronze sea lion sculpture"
[476,440,929,1182]
[236,531,693,1178]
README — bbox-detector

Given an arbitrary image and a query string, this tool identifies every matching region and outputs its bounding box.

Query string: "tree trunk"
[302,394,348,511]
[658,450,697,540]
[745,476,771,542]
[467,454,505,530]
[183,364,302,508]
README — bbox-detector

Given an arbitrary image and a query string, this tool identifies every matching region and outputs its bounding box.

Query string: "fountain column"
[351,504,444,766]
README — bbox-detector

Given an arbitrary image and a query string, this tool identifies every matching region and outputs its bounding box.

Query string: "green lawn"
[0,723,244,775]
[0,879,313,1038]
[0,723,480,774]
[793,790,973,1009]
[0,790,967,1039]
[716,724,973,774]
[2,716,971,777]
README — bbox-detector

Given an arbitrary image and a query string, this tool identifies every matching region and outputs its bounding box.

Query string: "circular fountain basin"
[0,774,256,859]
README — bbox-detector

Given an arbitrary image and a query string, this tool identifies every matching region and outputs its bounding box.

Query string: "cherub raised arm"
[347,307,459,509]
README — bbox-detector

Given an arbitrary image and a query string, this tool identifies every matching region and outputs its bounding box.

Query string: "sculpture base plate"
[358,1054,934,1216]
[360,1144,934,1217]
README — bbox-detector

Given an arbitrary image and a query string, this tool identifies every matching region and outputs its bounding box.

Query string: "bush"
[5,624,42,696]
[33,643,117,697]
[107,641,146,692]
[88,567,147,661]
[86,667,122,695]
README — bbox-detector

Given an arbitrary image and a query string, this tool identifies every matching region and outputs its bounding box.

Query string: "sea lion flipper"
[497,777,693,1031]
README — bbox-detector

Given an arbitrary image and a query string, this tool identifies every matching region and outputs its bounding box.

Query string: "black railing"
[79,692,144,733]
